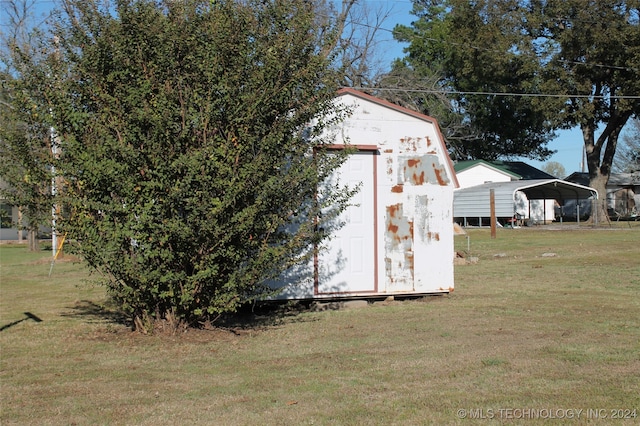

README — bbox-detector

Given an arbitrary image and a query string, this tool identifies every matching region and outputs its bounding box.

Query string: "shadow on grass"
[0,312,43,332]
[62,296,438,335]
[61,300,130,327]
[211,300,321,333]
[60,298,321,334]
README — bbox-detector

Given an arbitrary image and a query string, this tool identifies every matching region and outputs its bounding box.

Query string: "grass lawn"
[1,227,639,425]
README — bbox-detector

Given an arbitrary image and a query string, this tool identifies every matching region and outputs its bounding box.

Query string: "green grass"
[1,228,639,425]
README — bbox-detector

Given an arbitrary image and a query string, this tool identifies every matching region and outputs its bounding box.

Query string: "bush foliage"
[6,0,354,331]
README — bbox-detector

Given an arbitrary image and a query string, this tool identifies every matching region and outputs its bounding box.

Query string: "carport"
[453,179,598,226]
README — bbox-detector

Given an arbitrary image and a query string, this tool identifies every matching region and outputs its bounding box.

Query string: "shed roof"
[336,88,460,188]
[454,179,598,218]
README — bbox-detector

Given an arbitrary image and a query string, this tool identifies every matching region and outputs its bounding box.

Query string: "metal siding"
[454,187,515,217]
[453,180,598,221]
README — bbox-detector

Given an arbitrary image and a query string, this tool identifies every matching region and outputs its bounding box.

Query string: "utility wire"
[348,86,640,100]
[345,16,640,73]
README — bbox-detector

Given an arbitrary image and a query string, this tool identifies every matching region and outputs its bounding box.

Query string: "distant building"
[565,172,639,218]
[0,180,26,241]
[453,161,597,226]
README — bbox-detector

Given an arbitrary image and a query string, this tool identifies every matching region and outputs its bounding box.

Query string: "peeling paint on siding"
[401,154,451,186]
[415,195,433,244]
[385,203,414,291]
[399,136,419,153]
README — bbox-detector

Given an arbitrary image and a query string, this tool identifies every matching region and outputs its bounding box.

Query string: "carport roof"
[454,179,598,218]
[496,179,598,201]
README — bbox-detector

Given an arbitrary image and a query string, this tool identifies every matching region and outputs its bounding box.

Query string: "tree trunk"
[28,228,40,251]
[17,207,24,243]
[582,123,606,224]
[587,171,609,225]
[582,111,631,224]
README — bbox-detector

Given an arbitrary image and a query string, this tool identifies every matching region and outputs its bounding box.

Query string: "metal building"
[453,179,598,227]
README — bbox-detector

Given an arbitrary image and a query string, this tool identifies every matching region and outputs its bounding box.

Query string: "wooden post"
[490,189,497,239]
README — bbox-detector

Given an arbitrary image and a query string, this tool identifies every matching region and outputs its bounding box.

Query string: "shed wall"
[274,93,456,299]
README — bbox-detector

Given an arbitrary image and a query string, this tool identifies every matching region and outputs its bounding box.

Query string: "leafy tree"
[0,0,55,250]
[394,0,640,220]
[542,161,566,179]
[392,0,557,161]
[0,74,53,251]
[8,0,354,332]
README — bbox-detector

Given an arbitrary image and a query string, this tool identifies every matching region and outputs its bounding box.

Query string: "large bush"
[9,0,353,331]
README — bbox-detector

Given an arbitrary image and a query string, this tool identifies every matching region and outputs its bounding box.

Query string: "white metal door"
[317,151,376,294]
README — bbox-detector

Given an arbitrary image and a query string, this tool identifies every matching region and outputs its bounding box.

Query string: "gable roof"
[454,160,555,180]
[453,160,521,179]
[337,88,439,124]
[566,172,640,187]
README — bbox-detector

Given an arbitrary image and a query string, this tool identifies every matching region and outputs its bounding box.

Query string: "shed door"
[317,151,377,294]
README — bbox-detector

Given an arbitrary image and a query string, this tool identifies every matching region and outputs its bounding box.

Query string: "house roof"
[454,179,598,218]
[454,160,556,180]
[566,172,640,187]
[453,160,521,179]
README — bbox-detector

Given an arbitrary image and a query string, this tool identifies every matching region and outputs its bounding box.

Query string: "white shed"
[273,89,459,300]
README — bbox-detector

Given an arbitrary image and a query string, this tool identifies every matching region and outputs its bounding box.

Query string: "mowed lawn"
[1,226,639,425]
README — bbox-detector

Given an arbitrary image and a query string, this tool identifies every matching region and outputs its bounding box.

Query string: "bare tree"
[0,0,53,68]
[334,1,396,88]
[614,119,640,173]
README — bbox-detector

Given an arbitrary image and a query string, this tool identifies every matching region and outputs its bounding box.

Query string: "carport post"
[490,189,497,238]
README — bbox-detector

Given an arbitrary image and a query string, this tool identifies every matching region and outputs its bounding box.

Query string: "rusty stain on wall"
[386,204,413,250]
[399,136,420,153]
[385,203,414,290]
[404,252,414,280]
[426,232,440,241]
[391,185,403,193]
[401,154,451,186]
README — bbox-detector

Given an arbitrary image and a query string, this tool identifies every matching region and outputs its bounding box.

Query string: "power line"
[344,14,640,73]
[347,86,640,100]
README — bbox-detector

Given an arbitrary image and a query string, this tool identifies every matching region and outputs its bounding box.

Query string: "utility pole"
[50,124,58,259]
[50,35,60,260]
